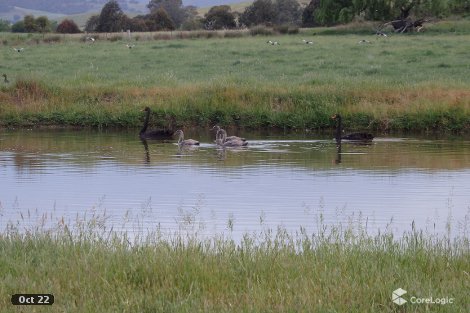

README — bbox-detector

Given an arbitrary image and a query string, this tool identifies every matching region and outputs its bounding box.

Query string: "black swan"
[139,107,173,140]
[218,129,248,147]
[332,114,374,143]
[212,125,246,143]
[174,130,200,146]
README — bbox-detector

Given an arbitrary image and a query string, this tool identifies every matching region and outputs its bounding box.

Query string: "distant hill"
[0,0,109,15]
[0,0,247,16]
[0,0,309,24]
[0,0,146,22]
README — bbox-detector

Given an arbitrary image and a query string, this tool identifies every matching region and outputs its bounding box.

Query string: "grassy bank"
[1,217,469,312]
[1,81,468,132]
[1,20,470,132]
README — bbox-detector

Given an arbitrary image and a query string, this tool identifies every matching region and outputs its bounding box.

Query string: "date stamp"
[11,294,54,305]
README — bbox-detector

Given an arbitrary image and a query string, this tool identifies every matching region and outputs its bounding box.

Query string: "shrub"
[249,25,274,36]
[274,24,289,34]
[108,35,123,41]
[224,30,246,38]
[43,35,62,43]
[287,26,299,34]
[153,33,172,40]
[56,19,81,34]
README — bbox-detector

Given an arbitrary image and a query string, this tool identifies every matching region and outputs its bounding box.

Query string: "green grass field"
[1,213,469,312]
[0,20,469,131]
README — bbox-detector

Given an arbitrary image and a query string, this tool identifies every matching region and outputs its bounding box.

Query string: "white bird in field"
[358,39,371,44]
[13,48,24,52]
[376,31,388,37]
[126,44,135,49]
[267,40,273,44]
[302,39,314,44]
[86,36,95,42]
[272,41,280,45]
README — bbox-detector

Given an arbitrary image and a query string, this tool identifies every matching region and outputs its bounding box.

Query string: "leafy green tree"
[85,15,100,32]
[183,5,199,22]
[181,16,204,30]
[415,0,449,17]
[275,0,302,25]
[449,0,470,13]
[302,0,452,26]
[0,19,11,32]
[302,0,320,26]
[149,7,176,30]
[11,21,25,33]
[204,5,237,29]
[36,16,52,33]
[97,0,125,32]
[24,15,37,32]
[129,17,149,32]
[338,7,354,23]
[239,0,276,26]
[315,0,355,25]
[147,0,185,27]
[357,0,394,21]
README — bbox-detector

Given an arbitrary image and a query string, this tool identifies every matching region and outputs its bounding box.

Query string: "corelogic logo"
[392,287,454,306]
[392,288,407,305]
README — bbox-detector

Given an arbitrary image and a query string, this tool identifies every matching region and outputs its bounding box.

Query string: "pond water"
[1,129,469,240]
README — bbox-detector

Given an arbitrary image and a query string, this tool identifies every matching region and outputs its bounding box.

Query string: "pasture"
[0,22,469,131]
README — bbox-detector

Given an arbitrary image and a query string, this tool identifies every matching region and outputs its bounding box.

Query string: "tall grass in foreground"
[0,211,469,312]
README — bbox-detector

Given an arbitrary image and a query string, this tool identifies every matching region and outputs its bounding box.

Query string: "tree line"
[1,0,468,34]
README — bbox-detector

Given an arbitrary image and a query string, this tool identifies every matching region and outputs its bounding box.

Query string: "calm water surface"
[1,129,469,239]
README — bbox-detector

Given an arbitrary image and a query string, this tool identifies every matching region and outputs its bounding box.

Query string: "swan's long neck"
[220,129,227,144]
[335,115,342,144]
[217,129,224,144]
[140,110,150,134]
[178,131,184,144]
[213,126,222,144]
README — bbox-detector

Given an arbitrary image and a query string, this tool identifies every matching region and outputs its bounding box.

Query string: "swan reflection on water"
[334,143,342,164]
[140,138,150,164]
[176,143,200,157]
